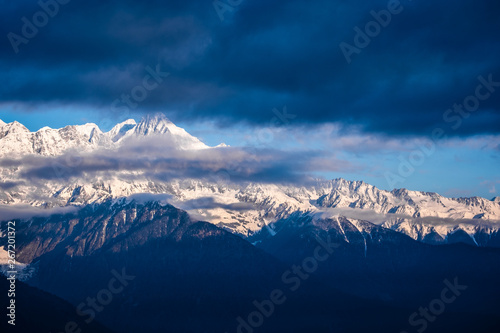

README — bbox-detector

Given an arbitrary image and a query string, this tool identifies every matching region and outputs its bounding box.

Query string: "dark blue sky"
[0,0,499,197]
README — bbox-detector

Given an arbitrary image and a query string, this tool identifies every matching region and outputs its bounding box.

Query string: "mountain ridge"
[1,116,499,247]
[3,199,500,333]
[0,113,211,157]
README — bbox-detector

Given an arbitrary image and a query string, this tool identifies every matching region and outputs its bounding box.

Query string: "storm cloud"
[4,136,355,186]
[1,0,499,136]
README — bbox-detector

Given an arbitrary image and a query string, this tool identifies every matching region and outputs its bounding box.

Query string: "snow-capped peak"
[0,121,30,142]
[104,113,210,149]
[127,113,209,150]
[133,113,174,136]
[72,123,102,138]
[107,119,137,142]
[493,197,500,203]
[3,120,30,133]
[0,113,213,157]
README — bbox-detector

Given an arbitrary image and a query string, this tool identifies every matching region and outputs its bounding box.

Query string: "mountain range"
[3,199,500,333]
[1,114,500,332]
[1,114,499,246]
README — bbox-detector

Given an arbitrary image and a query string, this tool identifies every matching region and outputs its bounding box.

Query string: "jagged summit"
[2,120,29,132]
[71,123,102,138]
[108,119,137,142]
[112,113,209,149]
[1,116,499,245]
[134,113,174,136]
[0,113,211,156]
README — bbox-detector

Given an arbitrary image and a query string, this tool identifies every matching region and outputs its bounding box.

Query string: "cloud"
[313,207,393,224]
[1,0,499,136]
[0,204,79,222]
[480,180,500,196]
[126,193,173,204]
[1,135,356,188]
[0,181,24,190]
[313,207,500,226]
[175,196,256,212]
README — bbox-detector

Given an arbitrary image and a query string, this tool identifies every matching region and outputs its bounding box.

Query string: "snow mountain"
[1,115,500,247]
[0,113,208,157]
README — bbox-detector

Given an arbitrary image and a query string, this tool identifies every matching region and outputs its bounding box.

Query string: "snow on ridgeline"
[2,175,499,240]
[1,115,500,244]
[0,113,214,157]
